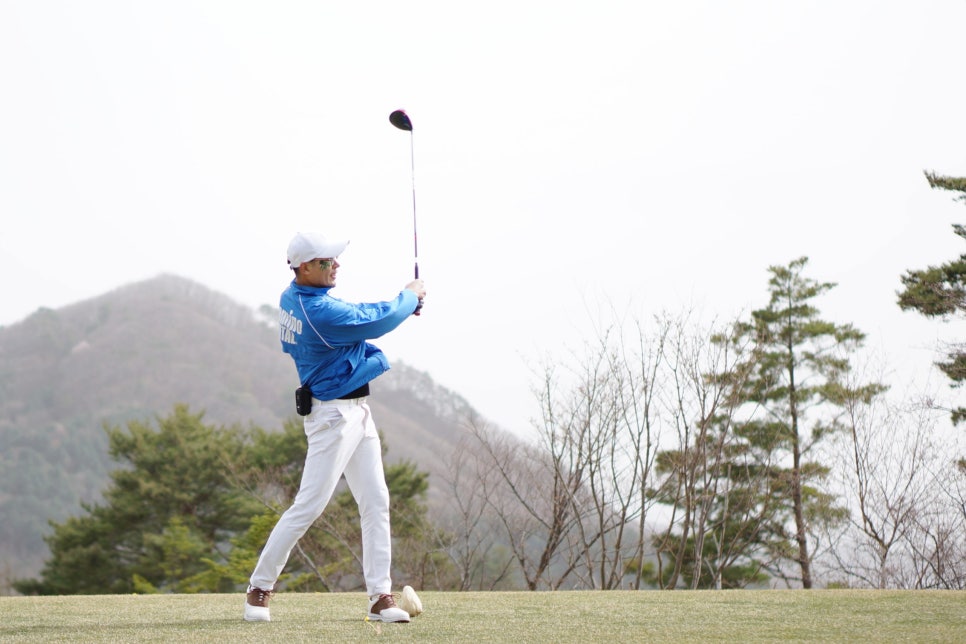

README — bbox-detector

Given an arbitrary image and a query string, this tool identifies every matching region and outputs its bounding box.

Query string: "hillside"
[0,274,486,583]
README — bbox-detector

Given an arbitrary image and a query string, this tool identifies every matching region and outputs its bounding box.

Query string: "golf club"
[389,109,422,315]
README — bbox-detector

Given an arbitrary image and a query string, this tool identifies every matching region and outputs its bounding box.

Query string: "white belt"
[313,396,369,407]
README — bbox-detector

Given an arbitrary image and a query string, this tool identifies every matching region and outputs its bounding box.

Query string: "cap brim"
[306,239,350,260]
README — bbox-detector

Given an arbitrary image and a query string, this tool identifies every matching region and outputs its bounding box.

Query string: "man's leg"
[249,402,366,590]
[342,402,392,597]
[342,402,408,623]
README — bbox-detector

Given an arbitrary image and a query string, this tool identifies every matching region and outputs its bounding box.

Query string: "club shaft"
[409,130,418,279]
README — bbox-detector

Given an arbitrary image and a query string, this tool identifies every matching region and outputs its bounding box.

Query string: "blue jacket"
[278,281,420,400]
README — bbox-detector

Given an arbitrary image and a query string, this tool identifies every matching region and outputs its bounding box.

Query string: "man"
[244,231,426,623]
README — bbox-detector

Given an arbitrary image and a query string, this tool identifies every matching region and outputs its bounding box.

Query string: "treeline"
[436,171,964,591]
[439,256,964,591]
[15,173,966,594]
[17,254,965,595]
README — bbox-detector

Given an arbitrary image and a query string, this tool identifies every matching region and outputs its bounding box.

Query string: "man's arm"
[311,287,422,345]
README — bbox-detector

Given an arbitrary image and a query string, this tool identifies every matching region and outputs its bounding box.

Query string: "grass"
[1,590,964,643]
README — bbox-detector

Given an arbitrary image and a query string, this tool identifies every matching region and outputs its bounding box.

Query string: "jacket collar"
[291,280,333,296]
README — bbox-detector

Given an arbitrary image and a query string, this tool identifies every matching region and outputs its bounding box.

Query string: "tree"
[472,308,673,591]
[437,433,516,590]
[15,405,260,594]
[898,170,966,431]
[647,316,775,589]
[466,419,580,590]
[15,405,446,595]
[529,317,663,590]
[724,257,884,588]
[827,373,938,589]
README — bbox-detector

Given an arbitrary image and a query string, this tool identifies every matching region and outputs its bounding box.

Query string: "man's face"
[301,258,339,287]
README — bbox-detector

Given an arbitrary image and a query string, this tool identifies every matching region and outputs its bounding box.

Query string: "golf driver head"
[389,109,413,131]
[389,108,421,315]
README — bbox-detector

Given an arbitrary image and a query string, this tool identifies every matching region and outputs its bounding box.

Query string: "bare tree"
[534,316,666,589]
[435,432,514,590]
[827,387,937,588]
[467,419,582,590]
[458,305,674,591]
[607,316,665,589]
[903,459,966,589]
[649,313,775,589]
[821,354,966,590]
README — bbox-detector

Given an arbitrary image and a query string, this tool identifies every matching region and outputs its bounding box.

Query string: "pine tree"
[725,257,884,588]
[14,406,259,594]
[898,171,966,429]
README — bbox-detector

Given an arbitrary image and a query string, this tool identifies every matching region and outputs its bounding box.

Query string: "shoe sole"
[244,605,271,622]
[367,614,410,623]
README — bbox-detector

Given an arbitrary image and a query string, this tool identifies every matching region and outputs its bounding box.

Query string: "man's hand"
[405,279,426,301]
[406,279,426,315]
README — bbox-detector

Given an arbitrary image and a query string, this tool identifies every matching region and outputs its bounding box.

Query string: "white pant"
[249,397,392,597]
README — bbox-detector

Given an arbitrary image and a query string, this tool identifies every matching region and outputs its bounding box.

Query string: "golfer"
[244,231,425,623]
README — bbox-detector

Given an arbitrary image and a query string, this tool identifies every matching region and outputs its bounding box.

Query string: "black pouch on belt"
[295,386,313,416]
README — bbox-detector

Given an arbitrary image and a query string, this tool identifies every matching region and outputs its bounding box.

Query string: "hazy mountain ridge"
[0,274,486,583]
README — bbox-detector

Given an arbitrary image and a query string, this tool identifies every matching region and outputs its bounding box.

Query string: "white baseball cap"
[286,232,349,268]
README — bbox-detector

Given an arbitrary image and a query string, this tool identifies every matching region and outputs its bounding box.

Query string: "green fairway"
[1,590,963,642]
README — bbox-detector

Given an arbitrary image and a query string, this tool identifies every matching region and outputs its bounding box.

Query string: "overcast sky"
[2,1,964,433]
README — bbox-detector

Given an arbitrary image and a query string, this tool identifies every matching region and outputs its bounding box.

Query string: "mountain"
[0,274,484,584]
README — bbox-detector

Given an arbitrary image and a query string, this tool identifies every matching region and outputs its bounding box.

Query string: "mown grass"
[1,590,964,643]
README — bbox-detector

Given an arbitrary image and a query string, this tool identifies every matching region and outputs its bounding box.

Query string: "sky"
[1,1,965,434]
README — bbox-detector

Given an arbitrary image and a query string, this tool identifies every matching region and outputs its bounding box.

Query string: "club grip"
[413,263,421,316]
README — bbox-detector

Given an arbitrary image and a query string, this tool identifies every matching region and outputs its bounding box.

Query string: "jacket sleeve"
[305,289,419,346]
